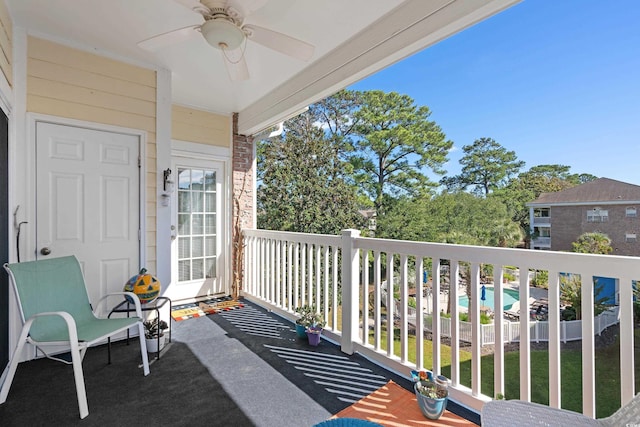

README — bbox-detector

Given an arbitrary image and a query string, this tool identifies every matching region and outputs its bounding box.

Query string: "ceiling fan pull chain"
[221,37,247,64]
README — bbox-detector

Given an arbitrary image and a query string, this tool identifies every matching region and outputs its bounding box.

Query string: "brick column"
[232,113,254,298]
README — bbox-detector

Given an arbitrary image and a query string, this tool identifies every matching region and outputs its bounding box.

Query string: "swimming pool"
[458,287,520,311]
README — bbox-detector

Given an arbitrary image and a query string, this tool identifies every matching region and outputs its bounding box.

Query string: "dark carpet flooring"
[0,339,254,426]
[0,299,480,426]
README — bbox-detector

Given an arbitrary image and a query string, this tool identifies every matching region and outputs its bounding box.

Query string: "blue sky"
[349,0,640,185]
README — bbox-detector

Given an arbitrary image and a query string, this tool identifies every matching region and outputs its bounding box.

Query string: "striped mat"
[171,296,245,321]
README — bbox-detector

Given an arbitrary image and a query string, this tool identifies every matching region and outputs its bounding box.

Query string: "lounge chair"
[0,256,150,419]
[482,394,640,426]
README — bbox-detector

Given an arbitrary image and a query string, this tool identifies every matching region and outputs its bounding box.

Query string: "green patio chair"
[0,255,150,419]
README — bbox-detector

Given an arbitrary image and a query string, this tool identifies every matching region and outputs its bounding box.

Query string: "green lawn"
[370,327,639,417]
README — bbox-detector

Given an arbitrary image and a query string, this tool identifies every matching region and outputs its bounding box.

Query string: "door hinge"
[138,156,141,168]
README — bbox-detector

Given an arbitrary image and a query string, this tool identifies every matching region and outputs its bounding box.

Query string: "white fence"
[241,228,640,415]
[398,299,620,345]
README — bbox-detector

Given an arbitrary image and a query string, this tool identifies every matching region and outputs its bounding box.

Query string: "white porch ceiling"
[6,0,519,135]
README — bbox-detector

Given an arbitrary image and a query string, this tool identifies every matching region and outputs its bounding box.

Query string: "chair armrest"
[25,311,80,344]
[95,292,143,319]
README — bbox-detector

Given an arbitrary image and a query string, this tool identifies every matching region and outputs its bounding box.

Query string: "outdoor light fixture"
[163,168,174,193]
[201,18,245,51]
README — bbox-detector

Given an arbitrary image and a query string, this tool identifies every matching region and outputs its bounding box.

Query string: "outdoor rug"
[333,380,474,426]
[171,295,245,321]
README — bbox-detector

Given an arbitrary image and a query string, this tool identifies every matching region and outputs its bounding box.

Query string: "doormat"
[171,296,245,321]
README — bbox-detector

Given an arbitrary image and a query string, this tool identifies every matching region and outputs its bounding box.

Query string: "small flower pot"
[295,323,307,338]
[414,382,448,420]
[145,334,165,353]
[306,328,322,346]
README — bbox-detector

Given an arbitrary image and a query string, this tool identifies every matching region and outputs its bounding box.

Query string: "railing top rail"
[243,228,341,246]
[351,235,639,278]
[243,227,639,278]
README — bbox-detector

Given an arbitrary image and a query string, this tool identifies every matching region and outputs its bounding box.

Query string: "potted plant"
[412,370,449,420]
[305,312,326,346]
[294,305,314,338]
[143,317,168,353]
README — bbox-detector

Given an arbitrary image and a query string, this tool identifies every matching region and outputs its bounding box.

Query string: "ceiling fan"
[138,0,315,81]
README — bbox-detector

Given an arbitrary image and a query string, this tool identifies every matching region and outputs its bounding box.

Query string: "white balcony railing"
[241,228,639,416]
[532,237,551,247]
[532,216,551,225]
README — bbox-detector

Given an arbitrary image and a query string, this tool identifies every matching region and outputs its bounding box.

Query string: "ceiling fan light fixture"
[201,19,245,50]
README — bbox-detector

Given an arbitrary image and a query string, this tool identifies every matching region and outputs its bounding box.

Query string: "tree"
[379,191,521,247]
[572,232,613,254]
[442,137,524,196]
[349,90,453,215]
[257,112,363,234]
[560,275,609,320]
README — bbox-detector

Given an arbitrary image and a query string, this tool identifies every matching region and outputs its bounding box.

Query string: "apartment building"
[527,178,640,256]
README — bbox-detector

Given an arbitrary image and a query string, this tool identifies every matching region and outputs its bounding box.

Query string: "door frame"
[170,139,232,300]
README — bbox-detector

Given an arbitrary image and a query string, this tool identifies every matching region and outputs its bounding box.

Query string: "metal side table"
[108,296,172,362]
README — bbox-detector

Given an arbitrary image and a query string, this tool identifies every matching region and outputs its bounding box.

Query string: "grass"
[370,325,639,418]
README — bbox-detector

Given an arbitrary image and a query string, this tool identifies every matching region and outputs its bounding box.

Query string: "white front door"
[167,157,225,301]
[36,122,140,311]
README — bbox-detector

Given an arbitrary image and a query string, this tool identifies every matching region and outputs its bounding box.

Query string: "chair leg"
[0,324,31,404]
[137,322,150,376]
[69,340,89,419]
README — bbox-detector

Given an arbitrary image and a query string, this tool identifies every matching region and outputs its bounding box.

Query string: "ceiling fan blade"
[227,0,268,17]
[138,25,200,51]
[244,25,314,61]
[173,0,209,13]
[221,48,249,81]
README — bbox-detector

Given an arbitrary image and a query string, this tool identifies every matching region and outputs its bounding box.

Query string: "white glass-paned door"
[169,157,224,301]
[178,168,217,281]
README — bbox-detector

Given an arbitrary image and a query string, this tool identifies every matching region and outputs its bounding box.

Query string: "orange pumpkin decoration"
[123,268,160,304]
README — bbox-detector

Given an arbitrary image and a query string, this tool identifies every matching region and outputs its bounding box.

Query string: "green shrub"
[458,312,491,324]
[531,270,549,289]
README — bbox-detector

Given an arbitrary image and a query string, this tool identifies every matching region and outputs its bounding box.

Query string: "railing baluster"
[307,243,313,307]
[374,250,381,351]
[548,268,561,408]
[386,253,394,358]
[415,257,424,372]
[450,259,460,387]
[275,240,281,306]
[471,262,481,396]
[400,254,408,363]
[362,249,369,344]
[332,245,339,332]
[287,241,293,312]
[619,274,635,405]
[494,265,505,399]
[518,264,531,402]
[316,244,321,311]
[432,258,441,376]
[300,243,306,306]
[323,245,329,326]
[293,243,299,309]
[581,270,596,418]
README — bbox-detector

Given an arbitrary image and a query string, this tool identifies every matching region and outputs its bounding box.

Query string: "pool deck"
[424,282,549,318]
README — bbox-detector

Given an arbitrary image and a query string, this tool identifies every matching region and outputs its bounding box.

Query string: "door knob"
[40,247,51,256]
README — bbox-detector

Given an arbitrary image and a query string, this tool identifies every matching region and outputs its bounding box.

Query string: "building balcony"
[531,237,551,248]
[531,216,551,226]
